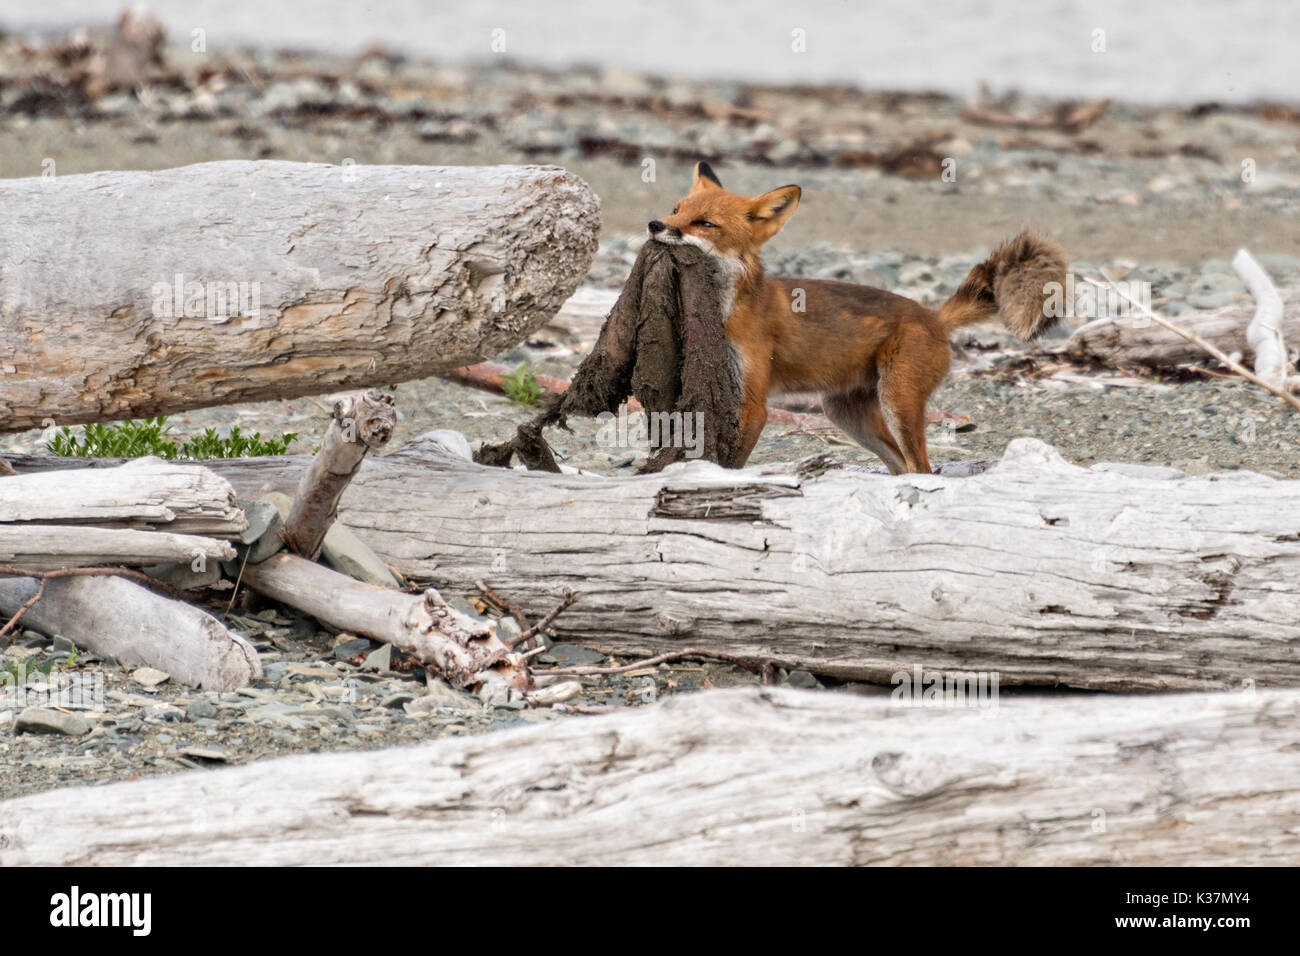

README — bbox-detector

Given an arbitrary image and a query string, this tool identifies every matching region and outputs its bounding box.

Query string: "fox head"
[648,162,801,269]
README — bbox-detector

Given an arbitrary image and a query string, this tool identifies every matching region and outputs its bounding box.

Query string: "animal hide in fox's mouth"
[474,241,744,473]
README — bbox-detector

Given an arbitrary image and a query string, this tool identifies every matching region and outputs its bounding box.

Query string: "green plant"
[501,362,543,407]
[48,417,298,460]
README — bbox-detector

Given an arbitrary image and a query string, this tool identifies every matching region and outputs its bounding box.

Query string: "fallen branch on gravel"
[544,646,772,680]
[4,685,1295,865]
[241,552,531,704]
[1232,248,1298,391]
[962,93,1110,133]
[1091,271,1300,413]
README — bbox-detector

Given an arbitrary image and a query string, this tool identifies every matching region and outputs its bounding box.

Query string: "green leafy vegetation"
[501,362,543,407]
[48,417,299,460]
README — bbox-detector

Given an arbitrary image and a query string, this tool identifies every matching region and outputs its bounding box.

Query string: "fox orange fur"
[648,161,1069,473]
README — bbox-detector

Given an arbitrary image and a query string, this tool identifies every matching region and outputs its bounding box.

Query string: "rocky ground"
[1,28,1298,798]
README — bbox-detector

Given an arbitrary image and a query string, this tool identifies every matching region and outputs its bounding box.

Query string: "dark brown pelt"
[474,241,744,472]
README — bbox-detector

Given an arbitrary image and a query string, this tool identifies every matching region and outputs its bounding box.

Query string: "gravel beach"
[2,29,1297,798]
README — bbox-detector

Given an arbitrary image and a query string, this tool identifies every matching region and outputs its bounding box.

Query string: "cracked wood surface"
[98,433,1300,693]
[0,458,246,535]
[0,685,1294,865]
[0,161,599,432]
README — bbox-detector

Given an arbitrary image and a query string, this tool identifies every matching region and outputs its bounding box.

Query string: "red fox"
[648,162,1069,473]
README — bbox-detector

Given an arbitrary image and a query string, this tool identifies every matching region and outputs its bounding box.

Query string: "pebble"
[187,698,218,720]
[14,708,92,737]
[538,644,606,666]
[361,644,392,671]
[132,667,172,689]
[332,638,373,660]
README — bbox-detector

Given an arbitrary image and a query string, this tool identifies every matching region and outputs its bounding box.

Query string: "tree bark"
[284,390,396,559]
[0,161,599,433]
[1,685,1294,865]
[17,432,1288,692]
[0,574,259,690]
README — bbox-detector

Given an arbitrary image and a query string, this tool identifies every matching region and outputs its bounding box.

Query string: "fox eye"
[672,206,679,214]
[693,220,718,228]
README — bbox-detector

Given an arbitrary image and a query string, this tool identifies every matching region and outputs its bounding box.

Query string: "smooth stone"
[381,691,416,709]
[132,667,172,688]
[186,698,218,720]
[784,669,822,689]
[235,498,281,545]
[14,708,91,736]
[537,644,606,666]
[180,746,229,763]
[333,637,373,660]
[362,644,392,671]
[321,524,400,588]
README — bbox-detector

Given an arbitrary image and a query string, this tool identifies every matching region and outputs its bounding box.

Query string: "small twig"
[475,579,531,632]
[1090,272,1300,414]
[543,646,766,677]
[223,547,252,618]
[0,564,187,638]
[509,587,581,649]
[0,576,47,639]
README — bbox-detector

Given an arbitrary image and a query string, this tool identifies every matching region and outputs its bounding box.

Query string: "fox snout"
[647,219,680,240]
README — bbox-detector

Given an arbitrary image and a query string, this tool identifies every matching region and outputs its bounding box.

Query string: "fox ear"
[692,161,723,191]
[750,185,801,237]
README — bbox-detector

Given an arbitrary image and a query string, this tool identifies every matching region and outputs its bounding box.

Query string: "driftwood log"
[0,458,254,688]
[0,573,259,690]
[241,552,531,705]
[0,458,246,534]
[1,684,1295,865]
[13,432,1288,692]
[0,161,598,433]
[1068,301,1300,368]
[283,389,396,559]
[0,526,233,571]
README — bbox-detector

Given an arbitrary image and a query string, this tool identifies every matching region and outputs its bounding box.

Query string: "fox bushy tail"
[938,230,1069,339]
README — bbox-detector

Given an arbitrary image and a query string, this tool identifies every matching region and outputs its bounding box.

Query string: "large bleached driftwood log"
[0,161,599,432]
[0,574,259,690]
[56,432,1291,693]
[1,685,1295,865]
[0,458,246,535]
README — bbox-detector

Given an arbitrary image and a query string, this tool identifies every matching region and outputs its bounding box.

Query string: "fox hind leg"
[822,388,907,474]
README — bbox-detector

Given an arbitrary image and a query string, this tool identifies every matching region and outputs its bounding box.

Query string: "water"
[3,0,1297,104]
